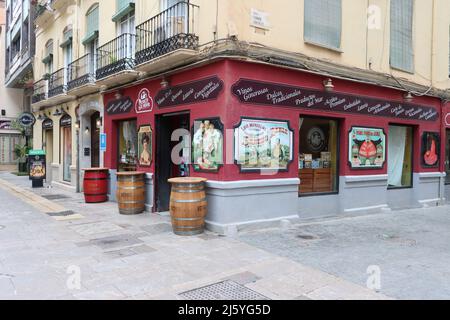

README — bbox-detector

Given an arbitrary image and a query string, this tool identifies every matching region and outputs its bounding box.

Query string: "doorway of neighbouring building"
[43,128,53,183]
[90,111,101,168]
[155,111,190,212]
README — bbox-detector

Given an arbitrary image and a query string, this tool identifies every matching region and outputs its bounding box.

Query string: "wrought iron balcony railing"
[35,0,54,18]
[96,33,136,80]
[32,79,48,104]
[135,1,199,65]
[48,68,66,98]
[67,53,96,90]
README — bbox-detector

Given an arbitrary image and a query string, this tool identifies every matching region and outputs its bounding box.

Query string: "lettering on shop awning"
[155,76,224,108]
[106,97,134,115]
[231,79,439,122]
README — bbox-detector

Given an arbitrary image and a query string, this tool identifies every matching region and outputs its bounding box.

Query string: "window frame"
[303,0,343,52]
[387,124,414,190]
[298,115,341,198]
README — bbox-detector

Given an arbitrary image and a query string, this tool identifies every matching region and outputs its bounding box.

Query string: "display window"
[446,130,450,185]
[118,120,138,172]
[298,117,339,196]
[388,125,413,188]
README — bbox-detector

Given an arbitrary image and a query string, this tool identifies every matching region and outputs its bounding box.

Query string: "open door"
[155,111,190,212]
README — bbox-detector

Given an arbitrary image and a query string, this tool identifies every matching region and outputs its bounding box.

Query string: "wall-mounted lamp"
[74,121,80,130]
[85,126,90,134]
[160,77,170,89]
[96,117,103,128]
[114,91,123,100]
[323,78,335,92]
[403,92,414,103]
[53,108,62,116]
[37,114,45,121]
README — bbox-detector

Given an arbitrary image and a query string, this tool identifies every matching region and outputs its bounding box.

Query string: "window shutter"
[304,0,342,50]
[390,0,414,73]
[86,5,99,36]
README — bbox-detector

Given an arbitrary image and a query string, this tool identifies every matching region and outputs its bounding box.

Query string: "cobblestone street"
[0,172,386,300]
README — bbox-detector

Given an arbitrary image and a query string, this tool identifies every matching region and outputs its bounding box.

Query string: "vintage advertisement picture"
[349,127,386,169]
[234,118,293,171]
[192,118,224,172]
[422,132,440,168]
[138,125,152,167]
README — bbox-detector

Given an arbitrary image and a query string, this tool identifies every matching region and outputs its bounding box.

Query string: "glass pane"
[304,0,342,49]
[388,125,413,188]
[118,120,138,172]
[390,0,413,72]
[299,117,339,195]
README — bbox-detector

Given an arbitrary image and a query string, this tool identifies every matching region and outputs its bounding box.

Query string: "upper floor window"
[304,0,342,50]
[390,0,414,73]
[82,4,99,45]
[43,39,54,74]
[112,0,135,23]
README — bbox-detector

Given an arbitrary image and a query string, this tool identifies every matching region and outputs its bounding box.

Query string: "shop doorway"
[90,112,101,168]
[155,111,190,212]
[43,128,53,182]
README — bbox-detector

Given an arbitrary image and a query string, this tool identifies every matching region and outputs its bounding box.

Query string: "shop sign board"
[28,150,46,182]
[421,132,440,168]
[100,133,107,152]
[18,112,36,127]
[348,127,386,169]
[192,118,224,172]
[106,97,134,115]
[234,118,293,172]
[135,88,154,114]
[0,120,12,130]
[232,79,439,122]
[156,76,224,108]
[42,118,54,130]
[445,113,450,127]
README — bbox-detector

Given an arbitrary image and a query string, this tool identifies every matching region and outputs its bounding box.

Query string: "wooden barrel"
[168,177,208,236]
[83,168,109,203]
[116,172,146,215]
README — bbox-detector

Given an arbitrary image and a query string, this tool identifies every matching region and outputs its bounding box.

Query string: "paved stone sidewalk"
[0,172,388,300]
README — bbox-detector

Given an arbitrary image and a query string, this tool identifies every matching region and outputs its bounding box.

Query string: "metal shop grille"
[179,281,270,300]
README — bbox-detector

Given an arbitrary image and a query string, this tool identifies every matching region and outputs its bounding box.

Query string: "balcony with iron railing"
[48,68,67,98]
[135,1,199,71]
[67,53,98,94]
[31,79,48,105]
[35,0,54,27]
[96,33,137,85]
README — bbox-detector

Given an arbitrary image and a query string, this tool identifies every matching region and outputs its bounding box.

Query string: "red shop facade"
[103,60,446,233]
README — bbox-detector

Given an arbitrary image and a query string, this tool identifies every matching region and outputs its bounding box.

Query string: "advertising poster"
[192,118,224,172]
[29,150,46,181]
[235,118,293,171]
[349,127,386,169]
[138,125,152,167]
[421,132,440,168]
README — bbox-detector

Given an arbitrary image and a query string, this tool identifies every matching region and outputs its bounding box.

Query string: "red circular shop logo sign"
[135,88,154,114]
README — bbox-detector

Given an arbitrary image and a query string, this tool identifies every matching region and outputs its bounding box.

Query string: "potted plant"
[14,144,30,174]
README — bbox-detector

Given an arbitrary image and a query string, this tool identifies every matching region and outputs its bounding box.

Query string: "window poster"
[234,118,293,171]
[349,127,386,169]
[192,118,224,172]
[138,125,152,167]
[421,132,440,168]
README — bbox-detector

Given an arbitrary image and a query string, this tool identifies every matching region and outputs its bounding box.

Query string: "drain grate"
[297,234,318,240]
[41,194,70,200]
[179,280,270,300]
[47,210,75,217]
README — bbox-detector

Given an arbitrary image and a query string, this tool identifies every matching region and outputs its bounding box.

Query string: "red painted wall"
[103,58,444,187]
